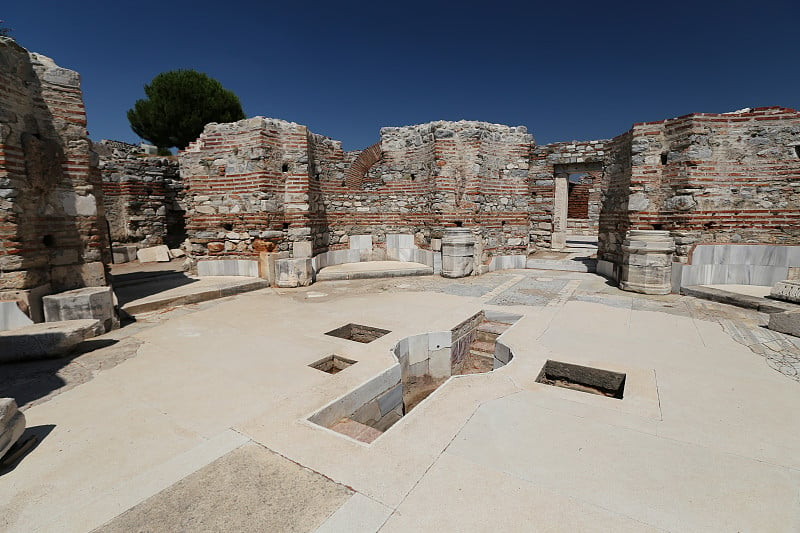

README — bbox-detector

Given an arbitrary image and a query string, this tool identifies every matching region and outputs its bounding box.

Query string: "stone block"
[0,284,52,323]
[619,230,674,295]
[292,241,313,258]
[169,248,186,259]
[137,245,171,263]
[112,245,138,264]
[441,228,475,278]
[387,234,414,249]
[351,399,381,427]
[197,260,259,277]
[258,251,288,285]
[767,310,800,338]
[442,254,474,278]
[43,286,117,332]
[275,258,314,288]
[0,398,26,460]
[408,359,429,378]
[376,384,403,416]
[0,301,34,332]
[428,347,452,379]
[50,262,107,292]
[407,334,429,365]
[770,280,800,304]
[431,238,442,252]
[428,331,452,351]
[349,235,373,251]
[0,319,101,363]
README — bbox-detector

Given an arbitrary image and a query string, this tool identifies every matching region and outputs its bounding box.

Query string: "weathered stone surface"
[0,398,26,460]
[258,251,289,285]
[0,301,34,332]
[196,259,259,277]
[275,258,314,288]
[768,309,800,338]
[42,286,117,332]
[176,108,799,277]
[169,248,186,259]
[770,280,800,303]
[619,230,675,295]
[292,241,313,258]
[136,245,171,263]
[50,262,107,292]
[0,319,101,363]
[112,245,138,264]
[0,38,111,292]
[96,140,184,250]
[441,228,475,278]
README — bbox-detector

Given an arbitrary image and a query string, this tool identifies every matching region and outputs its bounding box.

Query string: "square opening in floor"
[309,355,356,374]
[536,360,626,399]
[324,323,390,343]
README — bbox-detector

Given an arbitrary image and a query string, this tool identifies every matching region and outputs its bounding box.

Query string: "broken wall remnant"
[178,107,800,289]
[598,108,800,270]
[180,119,534,271]
[97,140,185,250]
[0,38,110,314]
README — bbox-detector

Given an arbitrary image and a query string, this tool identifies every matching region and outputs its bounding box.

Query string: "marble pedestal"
[619,230,675,295]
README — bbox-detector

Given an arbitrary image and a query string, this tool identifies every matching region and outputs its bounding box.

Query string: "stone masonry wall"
[181,118,330,258]
[620,107,800,262]
[181,109,800,272]
[530,139,612,247]
[97,140,184,249]
[319,121,534,265]
[182,119,535,266]
[0,38,109,302]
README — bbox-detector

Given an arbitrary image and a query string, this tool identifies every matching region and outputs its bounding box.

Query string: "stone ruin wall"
[180,108,800,271]
[181,118,319,258]
[319,121,533,263]
[181,119,534,267]
[97,140,184,249]
[530,139,614,247]
[619,107,800,263]
[0,38,109,314]
[532,108,800,267]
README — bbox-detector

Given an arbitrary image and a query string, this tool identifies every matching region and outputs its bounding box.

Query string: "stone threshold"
[121,278,269,316]
[681,285,799,314]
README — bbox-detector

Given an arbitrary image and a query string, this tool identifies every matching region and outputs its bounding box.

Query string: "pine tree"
[127,69,245,151]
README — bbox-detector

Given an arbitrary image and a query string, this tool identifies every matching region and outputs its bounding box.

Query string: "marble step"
[526,258,597,273]
[469,340,495,357]
[329,418,383,444]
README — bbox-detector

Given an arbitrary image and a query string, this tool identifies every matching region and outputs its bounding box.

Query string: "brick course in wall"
[0,38,110,300]
[181,119,534,265]
[96,140,185,249]
[179,108,800,273]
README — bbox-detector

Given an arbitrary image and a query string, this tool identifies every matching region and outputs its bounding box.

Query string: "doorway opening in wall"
[563,163,602,254]
[530,163,601,267]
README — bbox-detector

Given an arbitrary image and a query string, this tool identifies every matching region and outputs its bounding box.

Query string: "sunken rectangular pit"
[536,360,626,399]
[325,323,390,344]
[310,355,356,374]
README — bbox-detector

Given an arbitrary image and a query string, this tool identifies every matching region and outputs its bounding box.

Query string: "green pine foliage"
[127,69,245,150]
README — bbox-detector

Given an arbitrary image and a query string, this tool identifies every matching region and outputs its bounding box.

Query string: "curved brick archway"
[344,142,382,188]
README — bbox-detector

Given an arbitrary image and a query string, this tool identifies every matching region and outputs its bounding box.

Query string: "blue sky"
[4,1,798,150]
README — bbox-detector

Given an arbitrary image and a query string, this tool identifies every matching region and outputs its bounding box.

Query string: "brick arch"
[344,142,382,188]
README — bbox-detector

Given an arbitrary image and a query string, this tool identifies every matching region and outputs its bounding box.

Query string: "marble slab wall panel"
[197,260,260,277]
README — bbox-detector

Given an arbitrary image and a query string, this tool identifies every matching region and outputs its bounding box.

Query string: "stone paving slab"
[118,276,270,316]
[0,319,101,363]
[316,261,433,281]
[96,443,351,533]
[682,284,798,314]
[1,270,799,532]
